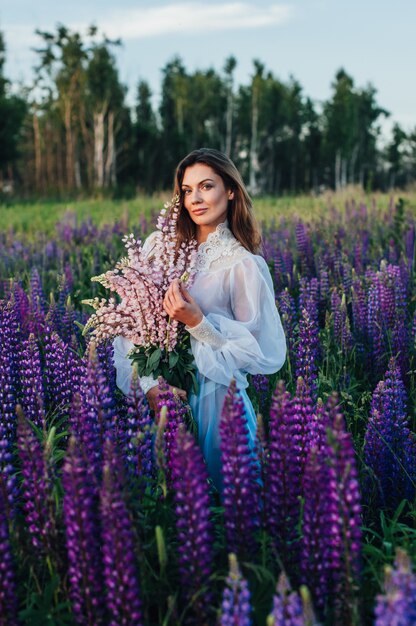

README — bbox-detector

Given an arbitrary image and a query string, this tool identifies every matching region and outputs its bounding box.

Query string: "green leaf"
[147,348,162,372]
[168,352,180,368]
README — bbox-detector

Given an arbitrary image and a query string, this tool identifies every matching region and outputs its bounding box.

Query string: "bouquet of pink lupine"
[82,195,198,393]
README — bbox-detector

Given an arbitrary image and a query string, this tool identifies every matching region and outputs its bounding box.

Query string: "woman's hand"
[163,278,203,328]
[146,382,188,413]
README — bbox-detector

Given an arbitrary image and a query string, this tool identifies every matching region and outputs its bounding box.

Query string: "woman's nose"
[191,189,202,204]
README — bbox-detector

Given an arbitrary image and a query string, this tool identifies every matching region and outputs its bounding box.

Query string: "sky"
[1,0,415,140]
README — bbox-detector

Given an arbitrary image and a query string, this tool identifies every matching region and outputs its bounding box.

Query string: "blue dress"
[113,222,287,491]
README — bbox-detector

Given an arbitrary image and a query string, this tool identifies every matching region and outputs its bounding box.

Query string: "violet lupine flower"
[265,380,302,568]
[364,358,416,510]
[220,553,252,626]
[301,398,362,621]
[96,340,118,401]
[0,300,20,514]
[295,306,319,399]
[68,392,101,482]
[252,373,269,413]
[16,407,54,552]
[0,484,19,626]
[374,549,416,626]
[30,267,46,314]
[327,403,362,594]
[170,427,214,621]
[80,341,118,450]
[18,333,45,429]
[267,572,320,626]
[295,222,314,276]
[330,290,353,355]
[219,380,261,560]
[62,436,104,625]
[156,379,188,483]
[12,281,30,330]
[255,414,268,513]
[351,277,367,353]
[100,439,143,626]
[122,367,156,486]
[367,279,385,377]
[43,326,78,415]
[277,288,298,368]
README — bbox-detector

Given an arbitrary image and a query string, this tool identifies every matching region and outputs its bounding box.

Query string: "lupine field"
[1,195,416,625]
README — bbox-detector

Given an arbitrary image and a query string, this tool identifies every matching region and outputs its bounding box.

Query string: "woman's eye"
[183,189,191,194]
[202,184,212,190]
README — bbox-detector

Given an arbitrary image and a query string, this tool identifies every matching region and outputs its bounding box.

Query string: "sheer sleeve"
[112,231,161,396]
[186,255,286,388]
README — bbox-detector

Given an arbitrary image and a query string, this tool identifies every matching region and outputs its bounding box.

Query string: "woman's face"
[181,163,234,234]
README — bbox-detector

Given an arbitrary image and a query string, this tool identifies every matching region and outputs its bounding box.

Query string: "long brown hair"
[173,148,261,253]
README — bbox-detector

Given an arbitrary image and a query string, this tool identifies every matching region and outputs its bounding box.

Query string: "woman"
[113,148,286,490]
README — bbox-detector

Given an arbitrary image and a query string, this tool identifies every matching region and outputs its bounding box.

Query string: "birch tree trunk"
[225,86,233,157]
[104,110,116,187]
[93,109,105,188]
[249,85,260,195]
[33,110,42,193]
[335,149,341,191]
[64,99,74,190]
[341,157,347,188]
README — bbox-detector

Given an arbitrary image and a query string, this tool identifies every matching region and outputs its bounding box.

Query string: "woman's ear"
[228,190,234,200]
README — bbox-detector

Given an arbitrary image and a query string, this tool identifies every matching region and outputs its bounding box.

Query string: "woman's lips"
[192,208,208,215]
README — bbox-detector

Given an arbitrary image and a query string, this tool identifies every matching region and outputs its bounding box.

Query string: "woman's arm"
[184,255,287,388]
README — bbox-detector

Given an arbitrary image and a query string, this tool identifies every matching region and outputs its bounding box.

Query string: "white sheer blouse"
[113,221,287,489]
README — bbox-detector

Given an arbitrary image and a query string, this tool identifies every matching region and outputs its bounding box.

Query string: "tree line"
[1,25,415,198]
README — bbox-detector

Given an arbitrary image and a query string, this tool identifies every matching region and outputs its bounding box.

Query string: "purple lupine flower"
[364,358,416,510]
[301,446,337,613]
[219,380,260,560]
[122,368,156,487]
[277,289,297,368]
[0,483,19,625]
[80,341,118,450]
[220,553,252,626]
[330,290,353,355]
[319,269,329,304]
[156,379,188,483]
[100,439,143,626]
[30,267,46,314]
[170,427,214,621]
[295,222,315,276]
[96,341,118,401]
[68,392,102,490]
[62,435,104,625]
[327,400,362,605]
[301,397,362,621]
[267,572,320,626]
[0,300,20,514]
[367,279,385,377]
[16,407,54,552]
[252,373,269,413]
[295,305,319,399]
[255,413,268,515]
[374,549,416,626]
[12,281,30,330]
[265,380,302,569]
[18,333,45,429]
[351,277,367,354]
[43,326,78,416]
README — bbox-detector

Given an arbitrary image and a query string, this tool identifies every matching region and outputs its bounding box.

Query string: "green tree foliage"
[0,32,26,178]
[2,25,415,197]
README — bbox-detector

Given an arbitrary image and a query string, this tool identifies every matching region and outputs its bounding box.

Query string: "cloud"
[93,2,295,40]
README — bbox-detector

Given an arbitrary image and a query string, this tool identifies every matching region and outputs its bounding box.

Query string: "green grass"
[1,189,415,237]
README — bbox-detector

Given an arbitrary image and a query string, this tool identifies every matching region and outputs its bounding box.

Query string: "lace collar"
[195,221,247,271]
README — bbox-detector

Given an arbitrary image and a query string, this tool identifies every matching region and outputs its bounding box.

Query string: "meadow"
[1,191,416,625]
